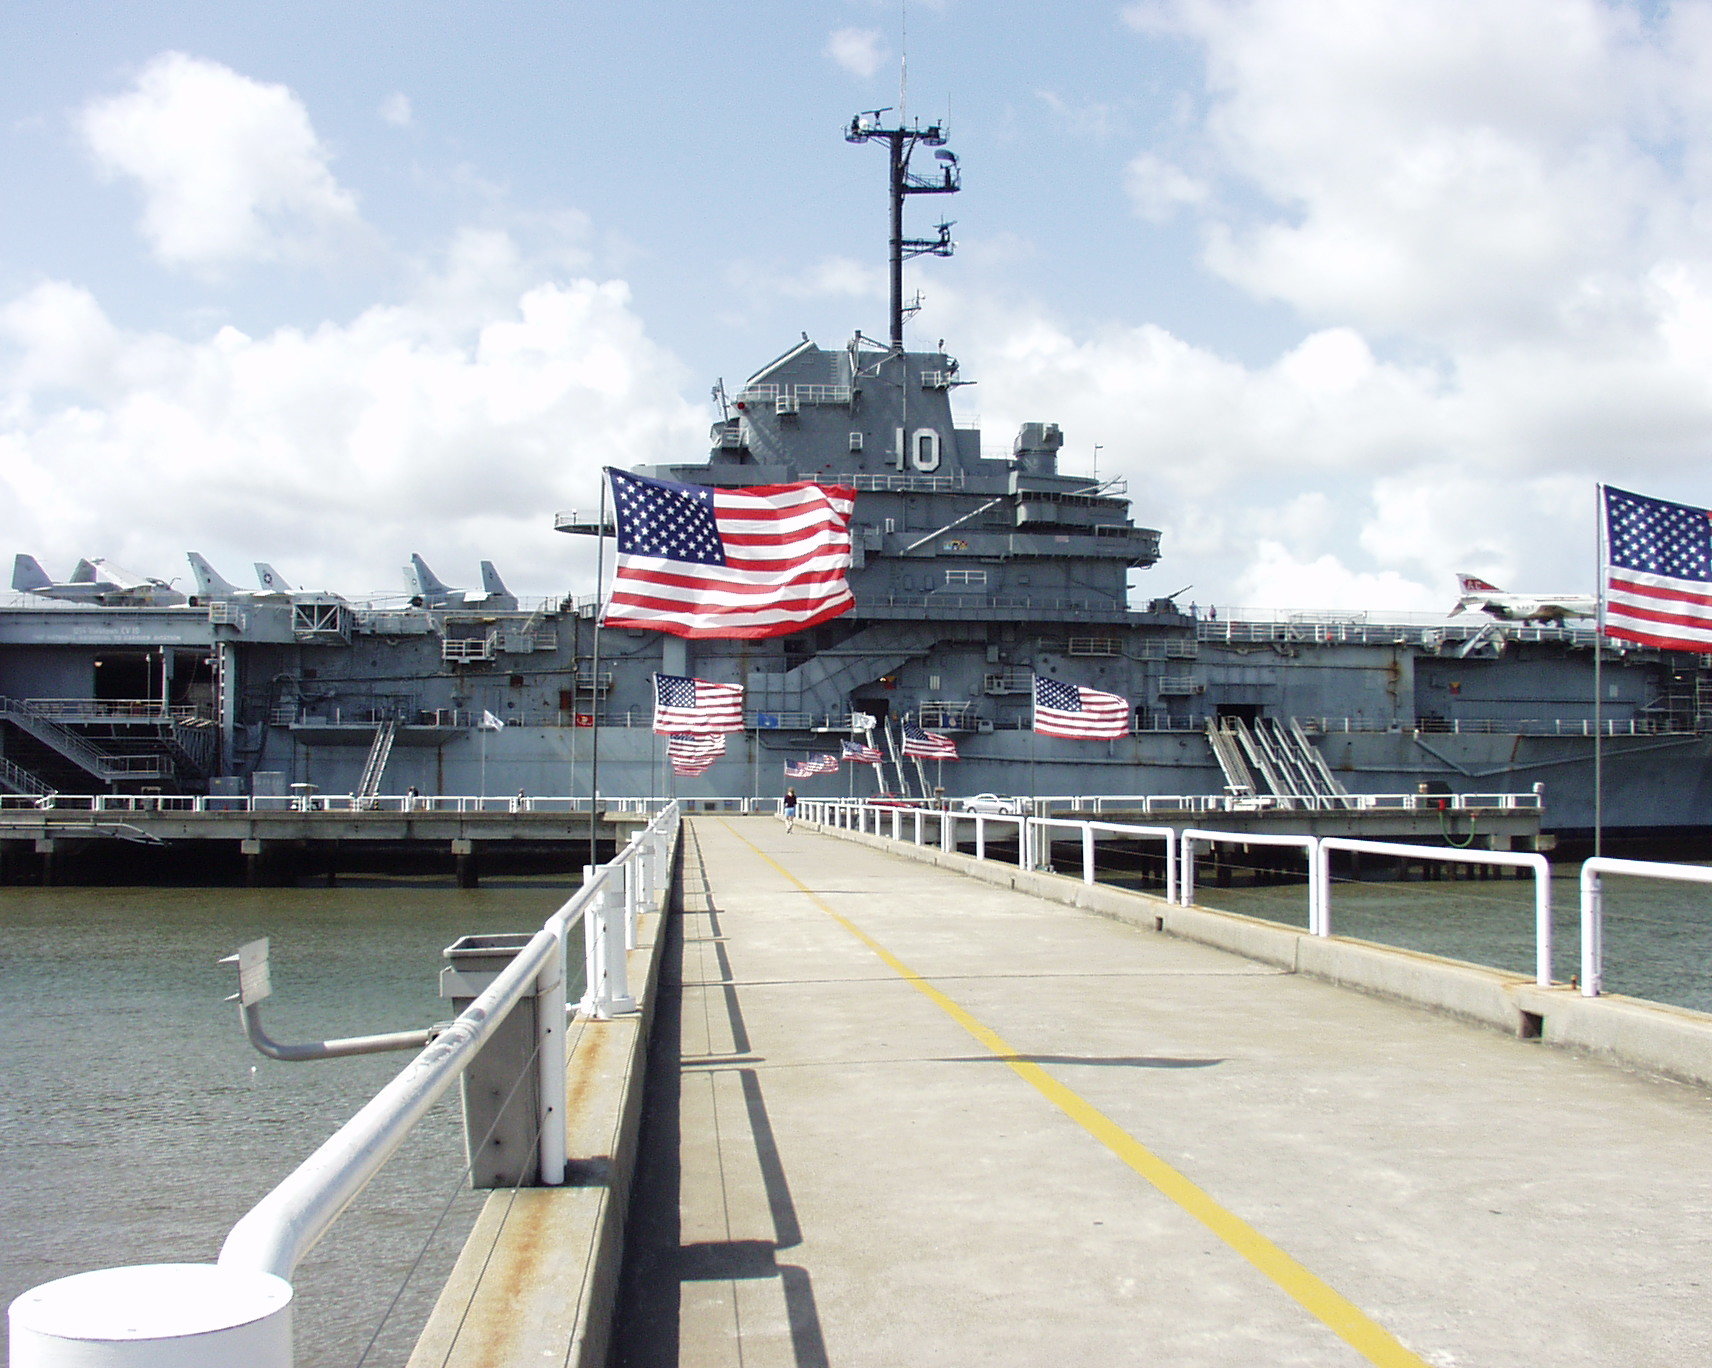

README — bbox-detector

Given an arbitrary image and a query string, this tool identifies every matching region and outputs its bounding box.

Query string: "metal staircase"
[355,720,397,806]
[0,697,170,784]
[1206,717,1350,807]
[0,750,54,799]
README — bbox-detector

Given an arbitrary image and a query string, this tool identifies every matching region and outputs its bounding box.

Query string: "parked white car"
[959,793,1026,815]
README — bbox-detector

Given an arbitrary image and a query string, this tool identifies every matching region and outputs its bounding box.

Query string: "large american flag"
[668,733,725,776]
[605,468,856,639]
[842,739,883,765]
[1604,485,1712,652]
[784,759,819,779]
[652,674,744,734]
[902,723,958,760]
[1033,675,1130,740]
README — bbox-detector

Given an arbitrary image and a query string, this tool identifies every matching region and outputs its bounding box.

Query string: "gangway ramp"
[611,817,1712,1367]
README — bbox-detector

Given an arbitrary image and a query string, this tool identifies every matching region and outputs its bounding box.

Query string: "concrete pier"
[596,818,1712,1366]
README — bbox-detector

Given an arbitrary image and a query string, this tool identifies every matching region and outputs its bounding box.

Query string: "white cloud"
[0,237,704,596]
[1125,152,1210,222]
[827,27,888,80]
[379,92,413,128]
[80,52,363,270]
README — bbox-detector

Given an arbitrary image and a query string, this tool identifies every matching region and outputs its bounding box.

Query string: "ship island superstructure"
[2,113,1710,841]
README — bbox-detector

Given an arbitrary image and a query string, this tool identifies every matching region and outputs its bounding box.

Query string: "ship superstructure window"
[912,428,941,472]
[945,569,986,587]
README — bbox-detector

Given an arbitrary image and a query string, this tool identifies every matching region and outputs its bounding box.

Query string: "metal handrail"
[1577,858,1712,998]
[217,800,677,1281]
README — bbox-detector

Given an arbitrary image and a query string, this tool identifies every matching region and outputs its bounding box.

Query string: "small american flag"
[606,468,856,639]
[653,674,744,735]
[808,753,840,774]
[668,733,725,777]
[784,759,818,779]
[902,723,958,759]
[842,739,883,765]
[1604,485,1712,651]
[1033,675,1130,740]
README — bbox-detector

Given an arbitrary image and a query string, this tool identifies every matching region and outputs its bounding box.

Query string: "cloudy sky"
[4,0,1710,612]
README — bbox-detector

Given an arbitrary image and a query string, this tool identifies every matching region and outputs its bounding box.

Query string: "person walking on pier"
[782,788,798,833]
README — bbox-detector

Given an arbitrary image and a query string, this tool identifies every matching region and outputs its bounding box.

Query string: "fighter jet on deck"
[404,555,518,611]
[186,554,344,604]
[1452,573,1596,625]
[12,554,186,607]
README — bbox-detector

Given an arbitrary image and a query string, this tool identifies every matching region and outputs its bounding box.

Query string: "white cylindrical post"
[578,869,637,1019]
[891,808,901,841]
[1581,870,1603,997]
[623,858,639,951]
[1532,857,1552,987]
[10,1264,292,1367]
[1180,835,1196,907]
[975,817,986,862]
[940,811,953,852]
[1082,826,1095,885]
[536,925,567,1186]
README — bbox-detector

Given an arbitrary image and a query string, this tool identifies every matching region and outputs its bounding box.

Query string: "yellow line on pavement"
[721,821,1430,1368]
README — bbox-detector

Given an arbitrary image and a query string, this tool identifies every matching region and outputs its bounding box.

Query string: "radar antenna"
[845,109,960,351]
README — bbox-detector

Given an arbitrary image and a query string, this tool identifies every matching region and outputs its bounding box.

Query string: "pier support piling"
[453,838,478,888]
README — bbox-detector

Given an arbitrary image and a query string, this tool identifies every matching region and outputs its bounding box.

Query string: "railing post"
[1179,834,1196,907]
[1581,868,1604,997]
[578,868,635,1018]
[1082,825,1095,885]
[975,817,986,862]
[914,809,923,845]
[9,1265,293,1367]
[941,811,954,853]
[623,855,640,951]
[536,923,567,1185]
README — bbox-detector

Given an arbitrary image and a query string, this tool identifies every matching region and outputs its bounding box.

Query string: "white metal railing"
[0,793,776,816]
[804,802,1556,987]
[1180,828,1321,921]
[1577,858,1712,999]
[8,803,681,1366]
[1314,837,1553,985]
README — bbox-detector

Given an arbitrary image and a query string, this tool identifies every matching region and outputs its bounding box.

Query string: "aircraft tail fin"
[187,552,241,598]
[254,563,293,593]
[479,561,510,597]
[68,558,102,584]
[1452,572,1501,615]
[12,554,51,593]
[407,554,451,597]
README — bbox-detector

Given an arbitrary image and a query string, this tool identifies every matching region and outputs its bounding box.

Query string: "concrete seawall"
[806,820,1712,1091]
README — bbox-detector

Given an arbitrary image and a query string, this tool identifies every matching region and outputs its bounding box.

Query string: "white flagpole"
[1593,484,1606,858]
[589,472,608,867]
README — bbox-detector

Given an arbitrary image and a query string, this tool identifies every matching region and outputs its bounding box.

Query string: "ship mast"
[845,110,960,351]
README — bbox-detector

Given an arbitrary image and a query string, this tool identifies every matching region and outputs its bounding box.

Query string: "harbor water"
[1138,860,1712,1014]
[0,877,580,1368]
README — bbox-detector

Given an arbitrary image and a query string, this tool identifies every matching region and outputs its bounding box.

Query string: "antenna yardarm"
[846,110,960,351]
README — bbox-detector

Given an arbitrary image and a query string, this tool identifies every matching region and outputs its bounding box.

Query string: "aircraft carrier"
[2,112,1708,843]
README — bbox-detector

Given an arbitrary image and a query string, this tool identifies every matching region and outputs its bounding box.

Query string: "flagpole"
[1594,483,1606,859]
[588,471,607,867]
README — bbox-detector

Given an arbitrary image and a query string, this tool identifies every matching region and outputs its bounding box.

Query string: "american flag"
[902,723,958,759]
[1604,485,1712,652]
[842,739,883,765]
[1033,675,1130,740]
[606,468,856,639]
[784,759,818,779]
[652,674,743,734]
[807,753,840,774]
[668,733,725,764]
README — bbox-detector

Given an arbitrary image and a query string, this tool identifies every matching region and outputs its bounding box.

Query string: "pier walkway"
[610,817,1712,1367]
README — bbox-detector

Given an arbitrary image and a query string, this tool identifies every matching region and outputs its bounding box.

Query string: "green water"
[0,877,580,1367]
[1103,862,1712,1013]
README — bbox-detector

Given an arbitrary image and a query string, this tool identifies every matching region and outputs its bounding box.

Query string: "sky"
[4,0,1712,612]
